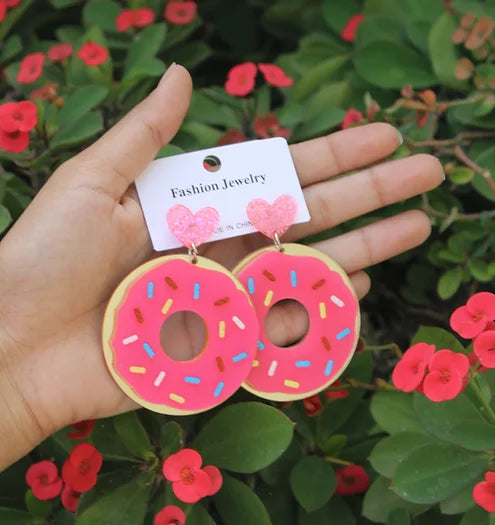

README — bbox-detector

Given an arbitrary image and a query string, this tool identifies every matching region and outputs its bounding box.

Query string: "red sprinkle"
[263,270,276,282]
[165,276,178,290]
[134,308,144,323]
[216,356,225,372]
[214,297,230,306]
[312,279,326,290]
[322,336,331,351]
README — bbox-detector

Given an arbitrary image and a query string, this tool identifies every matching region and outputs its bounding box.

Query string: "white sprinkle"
[232,316,245,330]
[122,335,138,345]
[268,360,278,377]
[154,371,166,387]
[331,295,344,308]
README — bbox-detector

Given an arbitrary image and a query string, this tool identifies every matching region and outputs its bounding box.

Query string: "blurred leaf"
[25,490,51,519]
[392,442,487,503]
[459,504,490,525]
[321,434,347,457]
[257,483,298,525]
[159,421,183,458]
[0,35,21,62]
[371,391,426,435]
[304,81,350,118]
[322,0,361,32]
[188,91,239,128]
[90,418,138,462]
[56,25,84,42]
[0,508,37,524]
[289,456,336,511]
[82,0,121,32]
[437,267,463,299]
[156,144,184,159]
[468,259,493,282]
[193,402,293,473]
[51,111,103,149]
[403,0,445,21]
[387,508,411,525]
[440,483,476,515]
[411,326,465,353]
[292,108,346,141]
[172,41,212,70]
[448,420,495,451]
[0,204,12,234]
[355,41,436,88]
[448,167,474,185]
[50,0,80,6]
[123,24,167,81]
[186,504,217,525]
[259,437,302,486]
[472,145,495,202]
[355,16,406,48]
[113,411,152,460]
[299,496,356,525]
[54,85,108,128]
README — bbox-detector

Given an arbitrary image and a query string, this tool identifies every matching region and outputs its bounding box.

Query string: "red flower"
[342,108,363,129]
[392,343,435,392]
[341,14,364,42]
[225,62,257,97]
[17,52,45,84]
[0,129,29,152]
[303,394,322,416]
[423,349,469,402]
[25,461,63,500]
[0,101,38,133]
[116,9,134,31]
[253,113,291,139]
[7,0,21,6]
[217,129,247,146]
[335,465,370,495]
[202,465,223,496]
[47,43,73,62]
[67,419,96,440]
[78,42,109,67]
[154,505,186,525]
[62,443,102,493]
[0,2,6,22]
[450,292,495,339]
[258,63,293,88]
[325,379,350,400]
[164,1,197,25]
[61,484,81,513]
[473,472,495,512]
[162,448,212,503]
[134,8,155,27]
[474,330,495,368]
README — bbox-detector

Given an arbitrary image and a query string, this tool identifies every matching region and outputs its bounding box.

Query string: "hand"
[0,65,443,469]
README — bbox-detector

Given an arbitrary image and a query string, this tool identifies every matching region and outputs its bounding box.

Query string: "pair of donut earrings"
[102,195,360,415]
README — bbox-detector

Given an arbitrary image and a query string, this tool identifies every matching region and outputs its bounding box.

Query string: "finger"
[60,65,193,200]
[287,153,443,240]
[313,210,431,274]
[290,122,402,187]
[350,270,371,300]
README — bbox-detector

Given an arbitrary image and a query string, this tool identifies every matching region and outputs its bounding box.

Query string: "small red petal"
[154,505,186,525]
[202,465,223,496]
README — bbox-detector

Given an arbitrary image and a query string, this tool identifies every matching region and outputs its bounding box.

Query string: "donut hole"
[160,311,207,362]
[264,299,310,348]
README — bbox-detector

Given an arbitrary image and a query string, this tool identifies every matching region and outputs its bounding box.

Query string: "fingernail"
[396,128,403,145]
[158,62,177,86]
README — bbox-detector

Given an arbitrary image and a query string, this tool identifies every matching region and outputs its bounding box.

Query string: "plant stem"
[364,343,403,358]
[469,376,495,425]
[422,193,495,221]
[324,456,352,466]
[406,130,495,149]
[454,145,495,197]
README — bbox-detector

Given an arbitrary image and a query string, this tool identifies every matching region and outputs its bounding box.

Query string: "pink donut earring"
[233,195,361,402]
[102,204,259,415]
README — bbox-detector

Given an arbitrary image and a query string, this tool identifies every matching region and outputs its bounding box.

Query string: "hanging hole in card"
[203,155,221,173]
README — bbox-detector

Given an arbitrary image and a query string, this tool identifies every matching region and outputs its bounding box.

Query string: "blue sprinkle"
[247,277,255,294]
[337,328,351,340]
[193,282,200,300]
[214,381,225,397]
[290,270,297,287]
[147,282,154,299]
[232,352,248,363]
[295,360,311,368]
[184,376,201,384]
[257,340,265,350]
[143,343,155,358]
[324,360,334,376]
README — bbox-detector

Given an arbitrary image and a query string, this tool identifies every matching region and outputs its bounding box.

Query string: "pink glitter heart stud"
[247,194,297,240]
[167,205,220,249]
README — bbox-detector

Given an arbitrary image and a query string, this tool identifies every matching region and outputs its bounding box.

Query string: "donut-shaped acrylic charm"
[233,195,360,401]
[102,205,259,415]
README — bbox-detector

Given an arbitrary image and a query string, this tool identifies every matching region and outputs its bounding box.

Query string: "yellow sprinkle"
[284,379,300,389]
[129,366,146,374]
[252,360,260,367]
[219,320,226,338]
[264,290,274,307]
[319,302,327,319]
[169,393,185,404]
[161,298,173,315]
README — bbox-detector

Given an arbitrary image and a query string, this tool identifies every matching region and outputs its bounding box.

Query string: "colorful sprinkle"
[268,360,278,376]
[165,276,178,290]
[337,328,351,340]
[252,360,260,367]
[232,316,245,330]
[324,360,334,376]
[219,320,226,338]
[214,296,230,306]
[161,298,173,315]
[129,366,146,374]
[122,335,138,345]
[290,270,297,287]
[185,376,201,384]
[247,277,255,294]
[232,352,248,363]
[143,342,155,358]
[147,282,154,299]
[214,381,225,397]
[263,269,276,282]
[312,279,326,290]
[216,356,225,372]
[264,290,274,307]
[295,360,311,368]
[134,308,144,323]
[319,302,327,319]
[322,336,331,351]
[169,393,185,404]
[154,371,166,386]
[331,295,344,307]
[193,282,200,300]
[257,340,265,350]
[284,379,300,389]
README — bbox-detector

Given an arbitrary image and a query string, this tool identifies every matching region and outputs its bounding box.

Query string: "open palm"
[0,65,443,469]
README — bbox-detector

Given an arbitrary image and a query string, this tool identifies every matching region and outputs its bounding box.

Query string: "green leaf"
[437,267,463,299]
[259,437,302,486]
[54,86,108,128]
[292,108,346,141]
[50,0,80,6]
[193,402,293,473]
[82,0,121,32]
[322,0,361,32]
[289,456,337,511]
[257,483,297,525]
[299,496,356,525]
[411,326,465,354]
[305,81,350,119]
[392,443,487,503]
[160,421,183,458]
[440,483,476,514]
[0,204,12,234]
[468,260,493,283]
[460,505,490,525]
[124,24,167,81]
[25,490,51,519]
[0,508,37,524]
[448,420,495,451]
[448,167,474,185]
[51,112,103,149]
[355,41,436,88]
[362,476,430,523]
[369,432,436,478]
[472,145,495,203]
[214,474,271,525]
[0,35,21,62]
[370,391,426,435]
[387,508,411,525]
[113,411,152,460]
[186,504,217,525]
